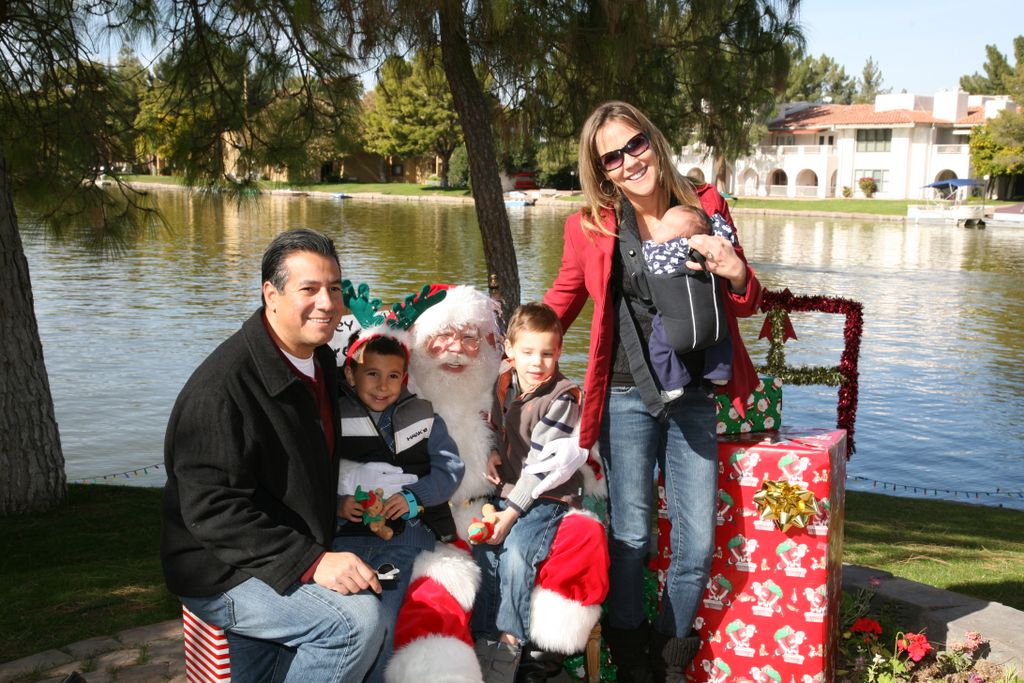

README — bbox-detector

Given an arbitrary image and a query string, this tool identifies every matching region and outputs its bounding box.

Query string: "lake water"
[19,189,1024,510]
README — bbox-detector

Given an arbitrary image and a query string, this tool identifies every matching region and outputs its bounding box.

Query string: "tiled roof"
[770,104,985,130]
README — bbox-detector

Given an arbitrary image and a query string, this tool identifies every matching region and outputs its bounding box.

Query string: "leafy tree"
[1,0,358,514]
[970,124,1024,178]
[964,36,1024,195]
[361,51,462,187]
[960,38,1022,94]
[853,57,888,103]
[350,0,802,309]
[781,44,857,104]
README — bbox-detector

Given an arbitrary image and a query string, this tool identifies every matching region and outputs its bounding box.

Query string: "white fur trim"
[410,544,480,612]
[579,462,607,498]
[411,286,501,344]
[562,507,602,523]
[385,635,482,683]
[528,587,602,655]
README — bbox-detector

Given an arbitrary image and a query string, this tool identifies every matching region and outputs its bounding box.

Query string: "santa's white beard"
[409,346,502,538]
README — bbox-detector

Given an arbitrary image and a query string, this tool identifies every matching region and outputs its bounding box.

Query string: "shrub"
[842,186,853,198]
[449,145,470,188]
[859,177,878,197]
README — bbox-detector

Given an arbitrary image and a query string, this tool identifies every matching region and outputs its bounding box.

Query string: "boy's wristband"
[400,490,420,519]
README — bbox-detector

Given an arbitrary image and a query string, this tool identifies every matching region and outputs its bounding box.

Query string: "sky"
[797,0,1022,95]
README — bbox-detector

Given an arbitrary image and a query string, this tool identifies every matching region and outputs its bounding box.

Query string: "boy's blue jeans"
[180,574,384,683]
[472,498,568,643]
[600,385,718,638]
[330,535,422,683]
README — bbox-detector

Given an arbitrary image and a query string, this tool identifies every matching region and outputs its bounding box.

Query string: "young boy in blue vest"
[472,302,585,683]
[333,331,465,683]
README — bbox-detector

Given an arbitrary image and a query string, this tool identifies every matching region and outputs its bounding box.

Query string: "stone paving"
[0,621,185,683]
[2,565,1022,682]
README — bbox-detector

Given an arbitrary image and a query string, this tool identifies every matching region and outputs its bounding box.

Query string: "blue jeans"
[180,576,385,683]
[600,386,717,637]
[330,536,422,683]
[472,499,567,643]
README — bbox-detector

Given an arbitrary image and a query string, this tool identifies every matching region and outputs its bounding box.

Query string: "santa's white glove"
[338,461,418,497]
[523,436,588,499]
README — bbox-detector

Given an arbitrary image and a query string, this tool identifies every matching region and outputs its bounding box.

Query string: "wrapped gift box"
[715,376,783,435]
[691,429,847,683]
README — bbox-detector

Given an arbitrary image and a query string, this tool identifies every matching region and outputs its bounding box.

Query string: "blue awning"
[924,179,983,188]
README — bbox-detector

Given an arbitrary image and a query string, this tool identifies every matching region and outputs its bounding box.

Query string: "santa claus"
[386,285,609,683]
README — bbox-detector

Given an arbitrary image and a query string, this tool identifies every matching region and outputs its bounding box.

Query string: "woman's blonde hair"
[577,101,700,237]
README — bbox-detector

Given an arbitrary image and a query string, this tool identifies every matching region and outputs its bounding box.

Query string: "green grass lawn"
[0,485,179,664]
[1,484,1021,664]
[842,491,1024,609]
[121,175,471,198]
[122,176,1020,216]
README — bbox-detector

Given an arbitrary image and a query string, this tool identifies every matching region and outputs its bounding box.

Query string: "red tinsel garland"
[758,288,863,455]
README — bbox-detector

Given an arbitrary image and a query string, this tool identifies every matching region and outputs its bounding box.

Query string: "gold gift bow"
[753,480,819,532]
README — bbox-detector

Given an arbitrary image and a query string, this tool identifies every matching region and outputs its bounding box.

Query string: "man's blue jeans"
[472,498,567,643]
[599,386,717,637]
[180,575,385,683]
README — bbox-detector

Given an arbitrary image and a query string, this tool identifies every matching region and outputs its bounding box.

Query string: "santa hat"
[528,509,609,654]
[385,542,482,683]
[410,285,503,349]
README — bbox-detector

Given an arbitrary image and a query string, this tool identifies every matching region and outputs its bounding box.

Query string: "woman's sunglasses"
[599,133,651,171]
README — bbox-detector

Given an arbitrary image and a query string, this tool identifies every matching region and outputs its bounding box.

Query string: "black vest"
[337,388,457,541]
[617,203,730,356]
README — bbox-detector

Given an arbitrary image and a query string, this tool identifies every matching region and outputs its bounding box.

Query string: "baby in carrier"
[641,204,735,401]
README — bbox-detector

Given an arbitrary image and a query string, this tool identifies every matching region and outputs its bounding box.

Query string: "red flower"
[851,618,882,636]
[897,632,933,662]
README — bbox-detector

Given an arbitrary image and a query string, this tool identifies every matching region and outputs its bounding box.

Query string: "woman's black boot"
[650,629,702,683]
[603,621,655,683]
[514,646,564,683]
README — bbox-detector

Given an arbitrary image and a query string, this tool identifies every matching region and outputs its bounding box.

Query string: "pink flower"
[968,673,984,683]
[964,631,986,653]
[868,576,882,588]
[896,632,932,662]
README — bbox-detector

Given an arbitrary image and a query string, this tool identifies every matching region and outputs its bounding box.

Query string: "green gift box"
[715,376,783,435]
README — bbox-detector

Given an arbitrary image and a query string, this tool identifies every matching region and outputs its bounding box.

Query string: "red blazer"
[543,185,763,449]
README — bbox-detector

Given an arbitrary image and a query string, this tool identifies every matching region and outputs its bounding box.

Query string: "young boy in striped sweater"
[472,302,585,682]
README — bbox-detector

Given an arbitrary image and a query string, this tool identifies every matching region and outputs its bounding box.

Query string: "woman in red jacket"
[543,101,762,682]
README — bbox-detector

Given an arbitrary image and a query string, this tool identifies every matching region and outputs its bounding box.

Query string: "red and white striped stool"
[182,605,231,682]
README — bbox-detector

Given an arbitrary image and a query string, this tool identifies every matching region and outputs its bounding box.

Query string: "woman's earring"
[600,179,616,196]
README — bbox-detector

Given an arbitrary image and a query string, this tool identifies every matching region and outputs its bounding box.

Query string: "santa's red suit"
[385,286,609,683]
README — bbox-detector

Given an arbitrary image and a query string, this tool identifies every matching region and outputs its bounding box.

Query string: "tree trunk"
[0,146,66,515]
[437,0,520,318]
[713,152,729,192]
[439,150,452,188]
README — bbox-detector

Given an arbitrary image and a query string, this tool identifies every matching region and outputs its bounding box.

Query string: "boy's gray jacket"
[161,309,340,597]
[336,386,458,541]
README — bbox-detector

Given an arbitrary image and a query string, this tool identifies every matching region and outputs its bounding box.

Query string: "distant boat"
[504,190,536,208]
[990,203,1024,225]
[907,179,986,227]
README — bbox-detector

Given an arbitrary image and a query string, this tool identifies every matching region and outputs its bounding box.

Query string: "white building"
[677,91,1017,200]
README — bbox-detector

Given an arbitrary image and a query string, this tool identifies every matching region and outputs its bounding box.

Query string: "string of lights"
[70,463,163,484]
[848,474,1024,500]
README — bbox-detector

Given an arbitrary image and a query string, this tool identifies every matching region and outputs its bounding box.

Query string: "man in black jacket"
[161,229,385,682]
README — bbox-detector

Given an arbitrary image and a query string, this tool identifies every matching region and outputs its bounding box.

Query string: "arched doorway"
[795,169,818,197]
[935,169,957,182]
[769,169,788,197]
[740,169,759,197]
